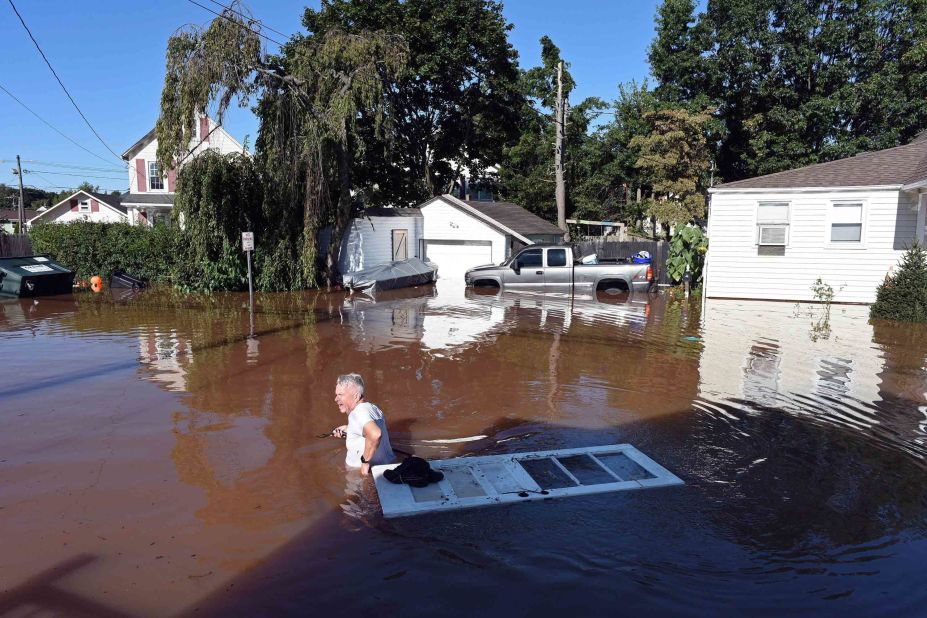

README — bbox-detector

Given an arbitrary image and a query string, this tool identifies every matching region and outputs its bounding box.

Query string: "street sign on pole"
[242,232,255,317]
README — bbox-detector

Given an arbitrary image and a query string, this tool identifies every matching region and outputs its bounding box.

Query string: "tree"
[630,107,713,237]
[648,0,706,104]
[156,2,407,288]
[649,0,927,183]
[301,0,524,205]
[870,243,927,323]
[497,37,605,221]
[172,151,263,292]
[570,80,659,225]
[0,184,56,210]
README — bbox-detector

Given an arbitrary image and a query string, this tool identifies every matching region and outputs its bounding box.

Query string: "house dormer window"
[149,161,164,190]
[78,198,91,212]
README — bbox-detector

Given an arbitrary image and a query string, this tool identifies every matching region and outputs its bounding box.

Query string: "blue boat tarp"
[342,257,437,293]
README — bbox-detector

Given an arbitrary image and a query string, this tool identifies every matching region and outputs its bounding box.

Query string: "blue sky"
[1,0,663,194]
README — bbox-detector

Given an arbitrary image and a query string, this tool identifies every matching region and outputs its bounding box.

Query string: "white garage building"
[336,194,564,280]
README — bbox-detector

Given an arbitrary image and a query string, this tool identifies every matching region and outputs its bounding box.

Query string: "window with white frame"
[149,161,164,190]
[78,198,91,212]
[830,202,863,243]
[756,201,789,246]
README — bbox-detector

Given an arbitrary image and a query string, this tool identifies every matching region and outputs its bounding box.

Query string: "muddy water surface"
[1,284,926,616]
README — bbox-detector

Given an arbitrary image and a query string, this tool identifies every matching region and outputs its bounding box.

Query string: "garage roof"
[462,200,565,236]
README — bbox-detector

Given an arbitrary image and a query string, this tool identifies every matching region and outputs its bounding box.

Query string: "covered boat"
[341,257,437,293]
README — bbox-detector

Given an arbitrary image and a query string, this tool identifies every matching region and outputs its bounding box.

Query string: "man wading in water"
[331,373,396,476]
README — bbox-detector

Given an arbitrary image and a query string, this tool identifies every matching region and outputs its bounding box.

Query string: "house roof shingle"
[715,138,927,190]
[89,192,127,214]
[462,200,564,236]
[118,193,174,206]
[0,208,38,221]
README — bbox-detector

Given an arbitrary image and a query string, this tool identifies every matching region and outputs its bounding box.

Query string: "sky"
[0,0,663,195]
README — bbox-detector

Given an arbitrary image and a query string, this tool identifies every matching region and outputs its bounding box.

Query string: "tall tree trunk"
[301,158,323,287]
[324,135,353,289]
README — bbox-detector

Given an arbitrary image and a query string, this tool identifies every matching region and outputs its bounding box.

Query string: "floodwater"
[1,281,926,617]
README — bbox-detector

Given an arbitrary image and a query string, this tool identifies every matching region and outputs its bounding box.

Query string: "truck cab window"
[547,249,567,267]
[516,249,543,268]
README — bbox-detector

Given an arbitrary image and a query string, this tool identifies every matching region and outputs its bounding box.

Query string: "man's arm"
[360,420,382,476]
[331,424,348,438]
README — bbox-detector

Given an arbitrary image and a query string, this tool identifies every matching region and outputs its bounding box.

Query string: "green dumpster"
[0,255,75,298]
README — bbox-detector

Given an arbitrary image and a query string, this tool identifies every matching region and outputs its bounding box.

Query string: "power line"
[24,169,126,181]
[0,82,125,168]
[206,0,289,39]
[7,0,124,164]
[21,160,124,173]
[187,0,286,47]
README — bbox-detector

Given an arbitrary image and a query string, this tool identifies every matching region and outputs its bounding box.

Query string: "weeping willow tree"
[156,2,407,289]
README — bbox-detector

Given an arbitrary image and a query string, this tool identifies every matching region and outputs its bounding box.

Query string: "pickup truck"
[464,244,652,294]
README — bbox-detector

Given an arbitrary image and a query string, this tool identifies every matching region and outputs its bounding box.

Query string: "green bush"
[870,242,927,323]
[29,221,177,283]
[667,225,708,285]
[172,151,264,292]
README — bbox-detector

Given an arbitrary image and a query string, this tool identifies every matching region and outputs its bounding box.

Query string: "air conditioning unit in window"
[758,224,787,246]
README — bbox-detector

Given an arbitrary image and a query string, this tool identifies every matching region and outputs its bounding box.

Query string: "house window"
[78,199,91,212]
[149,161,164,190]
[830,202,863,243]
[756,201,789,255]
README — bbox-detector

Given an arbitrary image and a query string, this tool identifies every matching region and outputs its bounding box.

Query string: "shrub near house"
[870,243,927,323]
[29,221,177,284]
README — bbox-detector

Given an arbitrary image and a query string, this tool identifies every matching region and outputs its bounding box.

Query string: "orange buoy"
[90,275,102,286]
[91,282,102,293]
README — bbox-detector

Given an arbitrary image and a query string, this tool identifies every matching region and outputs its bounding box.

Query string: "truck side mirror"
[511,262,520,274]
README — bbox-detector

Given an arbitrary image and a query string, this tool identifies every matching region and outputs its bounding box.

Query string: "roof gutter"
[708,184,904,194]
[439,194,533,244]
[901,179,927,191]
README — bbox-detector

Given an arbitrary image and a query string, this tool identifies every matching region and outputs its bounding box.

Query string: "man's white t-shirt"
[345,402,395,467]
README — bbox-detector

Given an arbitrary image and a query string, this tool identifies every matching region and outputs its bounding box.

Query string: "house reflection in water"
[697,299,920,443]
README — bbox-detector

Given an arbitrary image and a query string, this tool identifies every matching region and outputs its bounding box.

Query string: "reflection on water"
[1,289,926,616]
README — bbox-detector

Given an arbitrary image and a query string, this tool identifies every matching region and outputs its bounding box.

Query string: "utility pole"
[16,155,25,233]
[555,61,568,241]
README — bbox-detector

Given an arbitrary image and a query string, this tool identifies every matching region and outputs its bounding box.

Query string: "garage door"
[424,240,494,279]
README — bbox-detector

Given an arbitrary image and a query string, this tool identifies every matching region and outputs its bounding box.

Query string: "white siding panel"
[421,198,508,264]
[127,121,244,194]
[706,189,919,303]
[338,215,424,273]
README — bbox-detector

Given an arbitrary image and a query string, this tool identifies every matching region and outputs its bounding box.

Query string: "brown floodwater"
[1,282,926,616]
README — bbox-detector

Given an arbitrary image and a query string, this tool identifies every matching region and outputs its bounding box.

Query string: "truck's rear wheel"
[596,279,629,295]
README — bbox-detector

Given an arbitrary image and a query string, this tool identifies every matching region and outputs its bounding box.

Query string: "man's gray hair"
[336,373,365,398]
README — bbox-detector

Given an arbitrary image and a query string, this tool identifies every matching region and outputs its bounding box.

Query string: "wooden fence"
[0,234,33,258]
[574,239,672,285]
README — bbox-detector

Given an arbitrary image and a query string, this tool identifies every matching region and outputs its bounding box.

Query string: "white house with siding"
[29,117,244,228]
[705,133,927,303]
[333,194,564,280]
[28,190,127,226]
[120,116,244,226]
